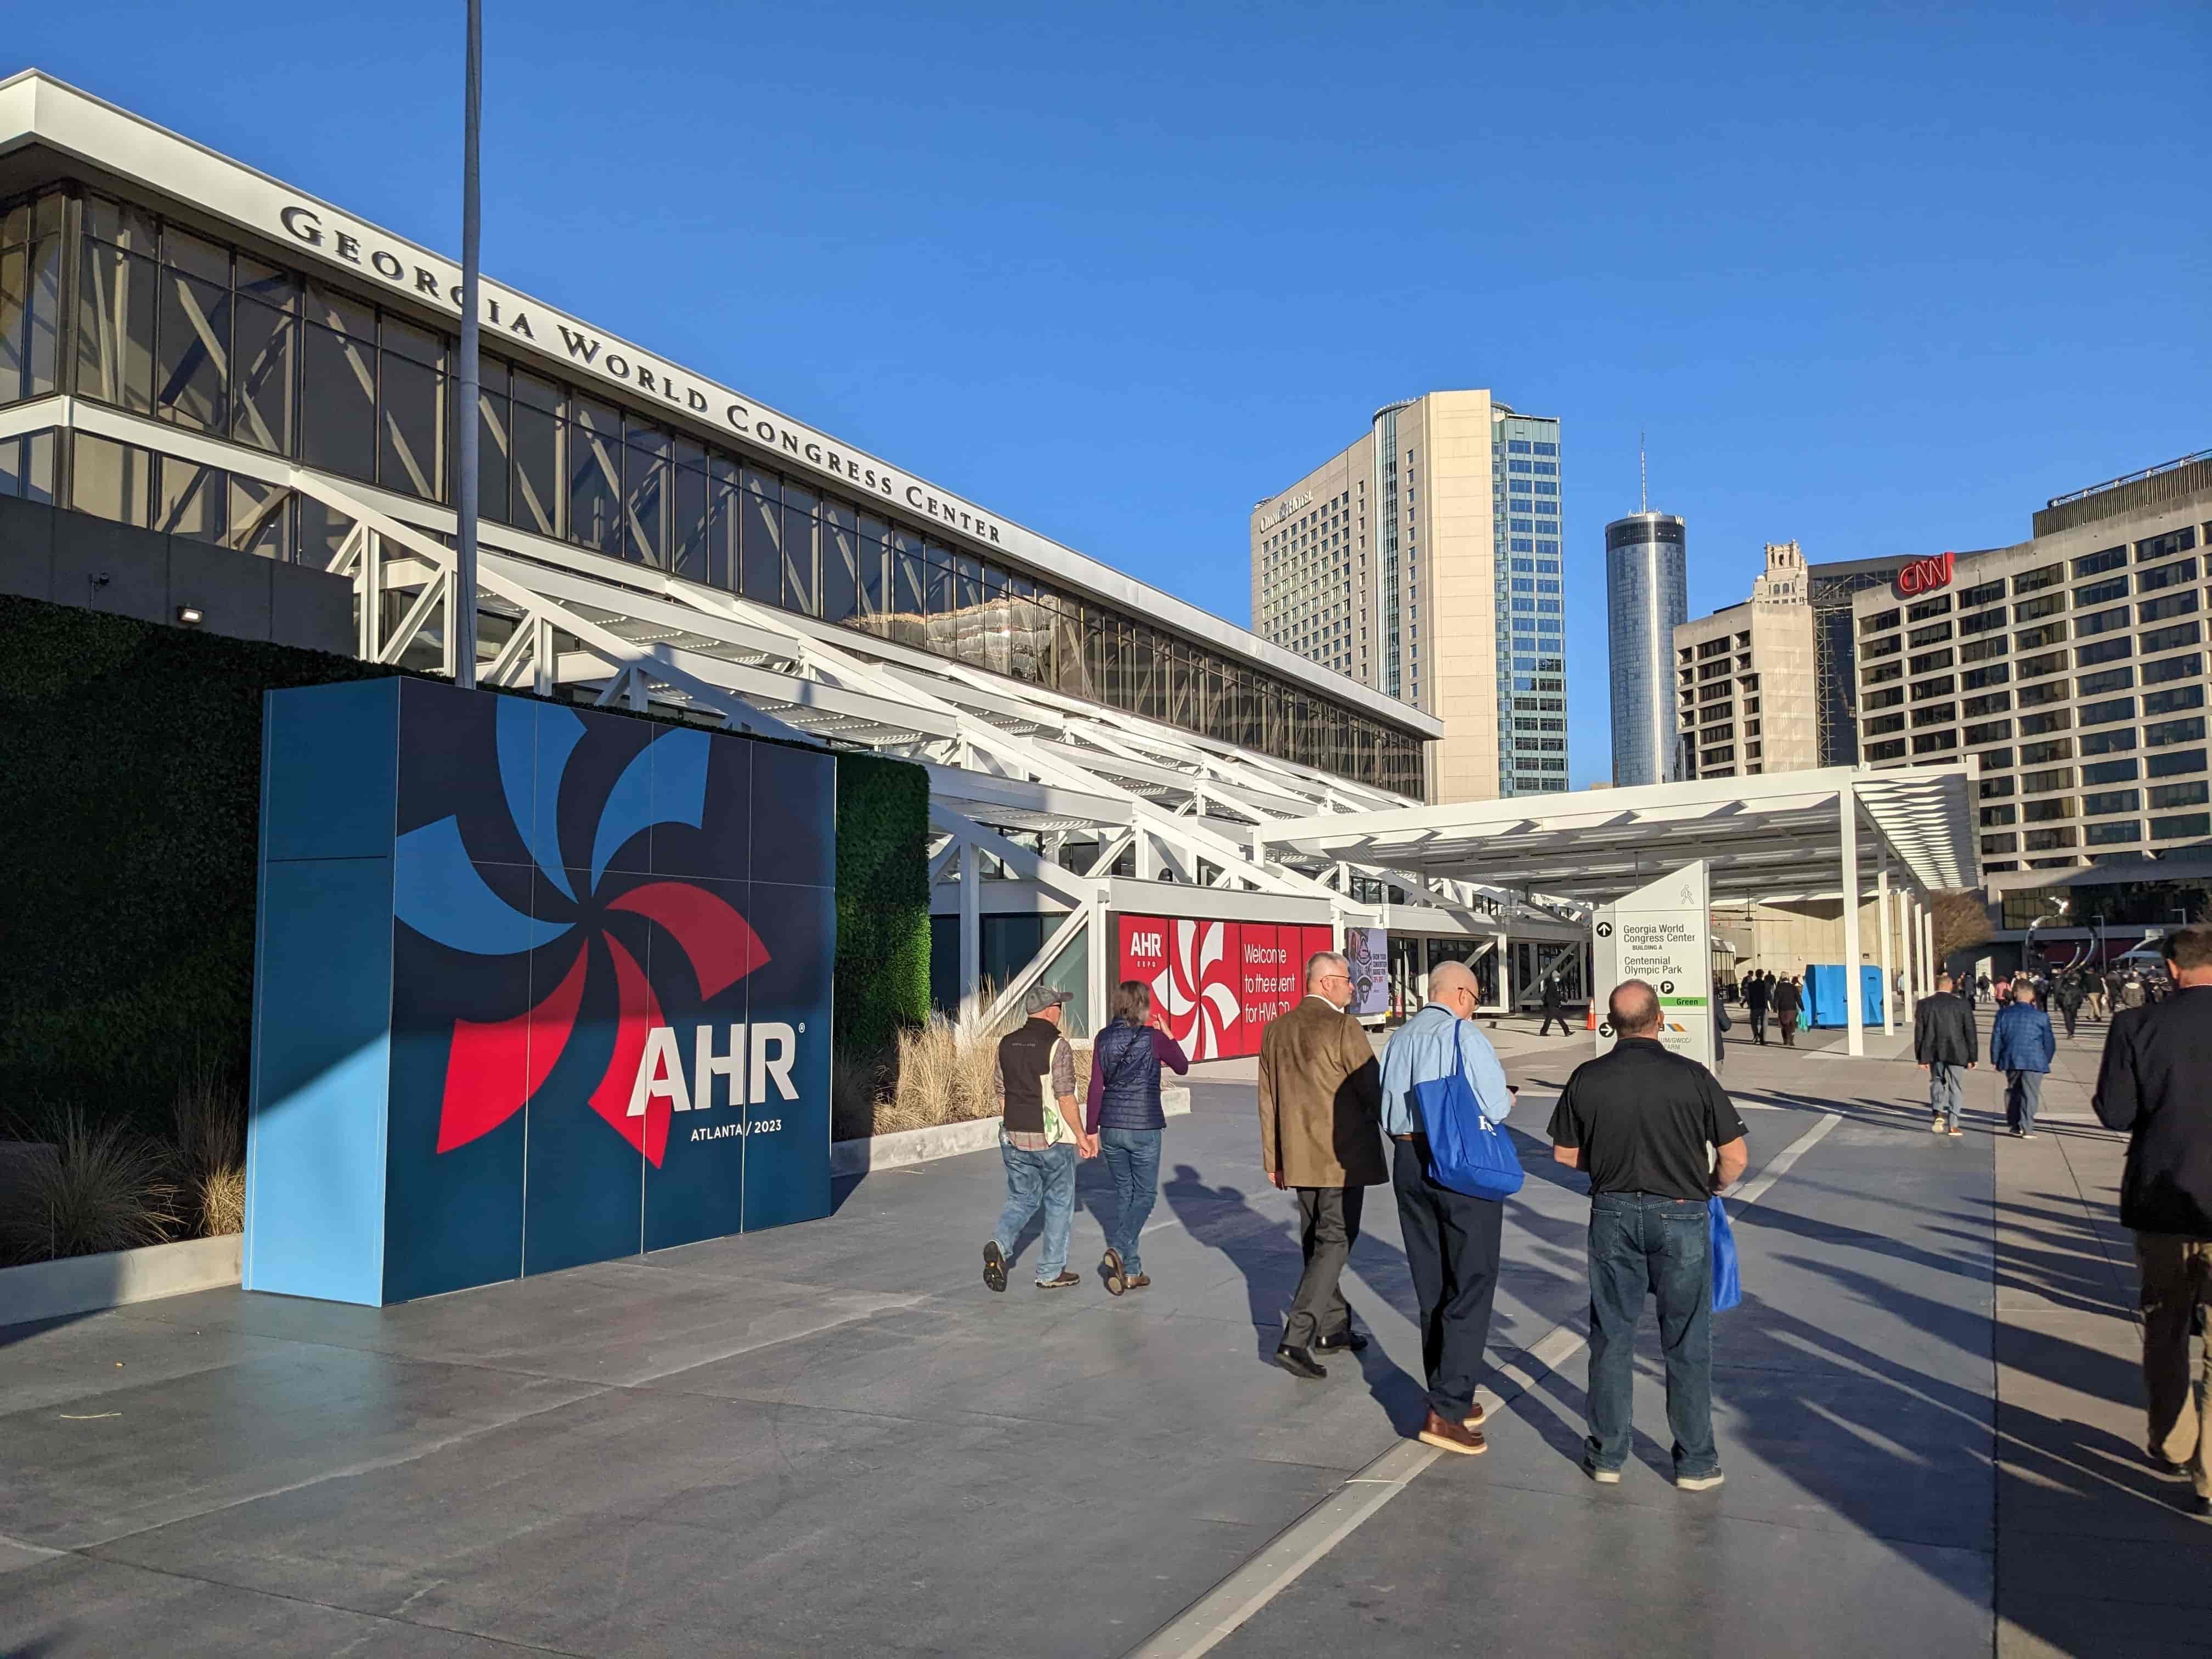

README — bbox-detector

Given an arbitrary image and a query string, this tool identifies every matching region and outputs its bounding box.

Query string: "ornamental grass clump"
[2,1108,179,1264]
[172,1060,246,1239]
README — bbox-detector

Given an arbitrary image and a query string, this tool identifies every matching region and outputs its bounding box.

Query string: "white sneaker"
[1675,1471,1726,1492]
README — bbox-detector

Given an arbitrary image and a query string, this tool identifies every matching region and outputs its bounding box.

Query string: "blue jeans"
[1585,1191,1718,1479]
[1096,1127,1161,1275]
[1928,1060,1967,1130]
[995,1141,1077,1281]
[2005,1070,2044,1133]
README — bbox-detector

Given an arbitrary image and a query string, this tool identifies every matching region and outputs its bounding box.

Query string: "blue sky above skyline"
[16,2,2209,786]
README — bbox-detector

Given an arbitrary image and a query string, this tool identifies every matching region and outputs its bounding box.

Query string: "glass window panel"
[234,255,299,311]
[953,553,985,666]
[669,462,708,582]
[155,455,227,543]
[297,493,356,569]
[162,226,230,286]
[706,471,739,589]
[377,351,443,500]
[298,320,376,479]
[891,543,926,647]
[228,475,292,561]
[75,242,155,412]
[820,502,859,624]
[84,195,157,253]
[380,314,447,370]
[306,282,374,339]
[1,246,24,400]
[740,480,780,601]
[854,510,886,620]
[19,427,55,504]
[155,266,229,431]
[229,297,296,454]
[741,465,781,506]
[510,395,558,534]
[32,193,63,238]
[623,436,665,566]
[565,397,621,553]
[70,430,151,526]
[781,484,818,615]
[514,366,560,412]
[28,236,64,395]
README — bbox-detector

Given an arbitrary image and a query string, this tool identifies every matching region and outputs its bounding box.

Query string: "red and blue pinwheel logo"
[394,701,766,1168]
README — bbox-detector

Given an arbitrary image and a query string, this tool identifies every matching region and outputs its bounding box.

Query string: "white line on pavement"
[1126,1109,1842,1659]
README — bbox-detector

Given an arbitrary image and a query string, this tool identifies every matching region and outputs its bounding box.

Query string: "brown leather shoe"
[1462,1401,1487,1430]
[1417,1409,1487,1455]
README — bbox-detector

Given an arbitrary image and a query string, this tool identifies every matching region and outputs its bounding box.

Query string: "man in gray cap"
[983,985,1096,1293]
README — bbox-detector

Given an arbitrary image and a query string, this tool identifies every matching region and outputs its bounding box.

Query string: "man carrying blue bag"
[1550,980,1748,1491]
[1379,961,1521,1457]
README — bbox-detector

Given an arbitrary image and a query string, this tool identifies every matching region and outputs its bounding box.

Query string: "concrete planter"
[0,1233,242,1328]
[831,1085,1192,1177]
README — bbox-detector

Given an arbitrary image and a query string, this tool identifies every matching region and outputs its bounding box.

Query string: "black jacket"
[1771,981,1802,1017]
[2094,985,2212,1237]
[1744,979,1770,1011]
[1913,992,1977,1066]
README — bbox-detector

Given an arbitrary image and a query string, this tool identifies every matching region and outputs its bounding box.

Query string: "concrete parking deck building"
[0,1017,2197,1657]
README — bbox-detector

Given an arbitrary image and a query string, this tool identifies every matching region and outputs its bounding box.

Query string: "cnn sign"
[1895,551,1954,598]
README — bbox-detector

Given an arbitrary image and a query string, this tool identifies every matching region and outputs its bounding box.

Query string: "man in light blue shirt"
[1380,960,1516,1455]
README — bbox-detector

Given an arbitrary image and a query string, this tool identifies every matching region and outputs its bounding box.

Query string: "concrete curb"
[831,1085,1192,1177]
[0,1233,243,1327]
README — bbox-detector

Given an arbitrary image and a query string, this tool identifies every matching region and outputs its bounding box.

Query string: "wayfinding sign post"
[1590,860,1713,1066]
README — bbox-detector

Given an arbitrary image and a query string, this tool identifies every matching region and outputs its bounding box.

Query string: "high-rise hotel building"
[1855,450,2211,874]
[1251,391,1566,802]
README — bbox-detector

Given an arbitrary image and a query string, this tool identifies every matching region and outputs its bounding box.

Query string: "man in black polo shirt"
[1550,980,1748,1491]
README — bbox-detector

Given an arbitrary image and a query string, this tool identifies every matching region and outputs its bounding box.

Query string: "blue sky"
[18,3,2209,786]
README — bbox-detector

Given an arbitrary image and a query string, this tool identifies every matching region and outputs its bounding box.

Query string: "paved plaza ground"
[0,1008,2199,1656]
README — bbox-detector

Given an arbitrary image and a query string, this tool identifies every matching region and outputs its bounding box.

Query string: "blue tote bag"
[1413,1068,1525,1201]
[1708,1195,1742,1312]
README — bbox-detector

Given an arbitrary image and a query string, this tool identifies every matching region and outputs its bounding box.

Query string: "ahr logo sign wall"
[243,678,834,1306]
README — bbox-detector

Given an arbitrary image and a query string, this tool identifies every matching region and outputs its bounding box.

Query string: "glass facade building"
[1604,512,1688,786]
[1493,409,1568,796]
[0,172,1427,795]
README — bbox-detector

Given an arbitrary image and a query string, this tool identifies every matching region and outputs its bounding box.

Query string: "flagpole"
[454,0,483,687]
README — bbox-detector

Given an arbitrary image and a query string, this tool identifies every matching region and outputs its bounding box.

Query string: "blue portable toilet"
[1804,964,1887,1028]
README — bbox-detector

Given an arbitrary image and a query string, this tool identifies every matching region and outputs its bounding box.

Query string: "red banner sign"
[1895,550,1955,597]
[1115,915,1335,1059]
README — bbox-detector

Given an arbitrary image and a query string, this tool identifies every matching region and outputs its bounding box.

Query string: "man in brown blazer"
[1258,950,1387,1379]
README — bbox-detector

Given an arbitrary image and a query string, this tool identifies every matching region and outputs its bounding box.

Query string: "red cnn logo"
[1896,551,1954,597]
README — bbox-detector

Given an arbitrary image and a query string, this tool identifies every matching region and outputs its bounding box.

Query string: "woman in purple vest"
[1087,980,1190,1294]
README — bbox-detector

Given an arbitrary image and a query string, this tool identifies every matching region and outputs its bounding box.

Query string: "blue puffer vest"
[1093,1018,1164,1131]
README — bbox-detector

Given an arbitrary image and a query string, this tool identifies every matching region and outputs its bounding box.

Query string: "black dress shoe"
[1273,1344,1327,1381]
[1313,1330,1369,1354]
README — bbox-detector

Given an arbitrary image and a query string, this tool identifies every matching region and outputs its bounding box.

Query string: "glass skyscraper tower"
[1493,408,1567,795]
[1605,511,1689,786]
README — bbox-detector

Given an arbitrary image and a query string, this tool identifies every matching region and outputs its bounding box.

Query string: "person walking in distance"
[1771,974,1803,1048]
[1550,980,1749,1490]
[2093,925,2212,1519]
[1991,977,2056,1139]
[1538,973,1571,1037]
[1379,961,1514,1456]
[1914,971,1978,1138]
[1086,980,1189,1295]
[2084,966,2107,1022]
[1744,970,1771,1046]
[981,986,1094,1294]
[1257,951,1386,1380]
[2055,972,2085,1041]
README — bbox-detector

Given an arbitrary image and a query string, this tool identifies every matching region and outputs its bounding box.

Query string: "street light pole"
[454,0,483,689]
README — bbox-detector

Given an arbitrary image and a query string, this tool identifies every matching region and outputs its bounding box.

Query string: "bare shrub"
[172,1061,247,1238]
[2,1109,179,1263]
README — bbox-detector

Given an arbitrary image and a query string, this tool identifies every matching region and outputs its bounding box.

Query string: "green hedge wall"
[0,594,930,1133]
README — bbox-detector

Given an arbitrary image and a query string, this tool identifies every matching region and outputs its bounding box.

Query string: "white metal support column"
[1877,848,1895,1037]
[1841,783,1864,1058]
[959,841,981,1027]
[1916,901,1932,995]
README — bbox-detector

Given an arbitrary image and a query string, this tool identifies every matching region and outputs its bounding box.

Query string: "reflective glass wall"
[1,183,1425,795]
[1605,514,1688,786]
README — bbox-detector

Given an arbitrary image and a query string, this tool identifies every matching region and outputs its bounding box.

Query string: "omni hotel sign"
[274,202,1011,550]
